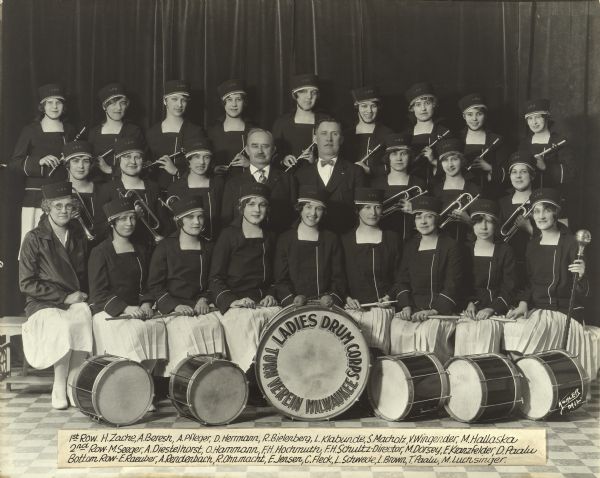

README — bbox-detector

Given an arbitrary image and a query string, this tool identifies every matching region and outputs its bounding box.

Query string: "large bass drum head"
[256,305,370,420]
[189,360,248,425]
[445,358,483,422]
[516,355,554,420]
[368,358,411,421]
[93,359,153,426]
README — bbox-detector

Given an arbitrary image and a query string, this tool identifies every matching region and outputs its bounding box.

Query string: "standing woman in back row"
[9,84,77,247]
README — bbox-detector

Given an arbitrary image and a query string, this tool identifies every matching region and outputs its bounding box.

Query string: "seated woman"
[342,188,401,355]
[455,199,516,356]
[209,183,280,372]
[87,198,167,397]
[505,189,599,380]
[19,181,93,410]
[274,186,346,308]
[147,195,226,376]
[390,195,462,364]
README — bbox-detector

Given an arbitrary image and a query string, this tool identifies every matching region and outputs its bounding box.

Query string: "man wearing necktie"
[221,128,296,233]
[295,117,366,234]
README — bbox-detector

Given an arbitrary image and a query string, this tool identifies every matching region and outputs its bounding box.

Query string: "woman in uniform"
[165,138,223,240]
[455,198,516,356]
[87,83,144,182]
[342,188,401,355]
[208,79,253,175]
[146,80,205,193]
[389,195,462,364]
[147,195,226,377]
[274,186,346,308]
[209,182,280,373]
[370,133,426,242]
[10,84,77,246]
[19,182,92,409]
[87,198,167,407]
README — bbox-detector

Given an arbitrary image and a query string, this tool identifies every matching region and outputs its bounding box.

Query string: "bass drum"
[70,354,153,426]
[516,349,589,420]
[368,352,449,421]
[445,353,523,423]
[256,305,370,421]
[169,355,248,425]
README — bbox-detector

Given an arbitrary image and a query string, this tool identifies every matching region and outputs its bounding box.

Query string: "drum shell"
[516,349,589,420]
[368,352,449,421]
[445,353,522,423]
[256,305,370,421]
[70,354,154,426]
[169,355,248,425]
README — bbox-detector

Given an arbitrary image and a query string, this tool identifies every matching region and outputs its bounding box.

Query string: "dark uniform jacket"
[19,215,88,317]
[342,122,393,177]
[519,130,574,190]
[207,118,255,170]
[272,111,325,163]
[402,122,451,188]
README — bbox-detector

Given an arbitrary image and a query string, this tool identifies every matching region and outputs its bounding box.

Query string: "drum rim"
[92,356,153,426]
[368,355,414,421]
[516,349,589,420]
[255,304,370,421]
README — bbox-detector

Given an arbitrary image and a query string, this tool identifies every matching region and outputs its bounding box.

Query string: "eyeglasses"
[52,203,75,211]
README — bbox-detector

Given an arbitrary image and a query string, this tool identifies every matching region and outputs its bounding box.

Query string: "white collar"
[250,164,270,175]
[318,157,337,166]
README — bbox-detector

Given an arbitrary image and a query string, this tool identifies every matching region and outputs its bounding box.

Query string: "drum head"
[189,360,248,425]
[445,358,483,423]
[516,356,553,420]
[256,305,370,420]
[368,358,411,421]
[94,360,153,426]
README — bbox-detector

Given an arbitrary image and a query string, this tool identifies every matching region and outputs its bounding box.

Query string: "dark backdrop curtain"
[1,0,599,323]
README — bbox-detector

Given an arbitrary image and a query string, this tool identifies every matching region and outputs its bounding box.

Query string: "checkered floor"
[1,380,598,478]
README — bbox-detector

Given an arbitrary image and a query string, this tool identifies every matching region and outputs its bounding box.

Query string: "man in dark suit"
[295,117,366,234]
[220,128,297,233]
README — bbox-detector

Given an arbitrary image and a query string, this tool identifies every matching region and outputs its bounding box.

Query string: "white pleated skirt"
[218,306,281,372]
[159,312,227,377]
[454,318,503,356]
[390,316,456,364]
[92,311,167,363]
[22,303,93,369]
[503,309,600,381]
[346,307,393,354]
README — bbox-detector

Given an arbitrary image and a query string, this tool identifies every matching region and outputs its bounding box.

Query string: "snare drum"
[516,349,589,420]
[367,352,449,421]
[256,305,370,421]
[70,355,153,426]
[445,353,522,423]
[169,355,248,425]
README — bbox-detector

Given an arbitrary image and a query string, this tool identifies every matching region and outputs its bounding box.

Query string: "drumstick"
[430,314,516,323]
[105,311,182,321]
[359,300,397,308]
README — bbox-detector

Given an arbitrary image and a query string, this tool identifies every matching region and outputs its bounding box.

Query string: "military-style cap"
[172,195,204,221]
[411,195,441,215]
[103,198,136,222]
[164,80,191,98]
[354,187,384,206]
[184,138,213,158]
[239,182,271,202]
[352,86,380,104]
[405,82,436,106]
[298,186,328,208]
[384,133,412,152]
[507,150,535,173]
[437,138,463,160]
[458,93,487,113]
[218,79,246,100]
[114,137,144,158]
[469,198,499,221]
[98,83,127,106]
[42,181,72,200]
[530,188,561,210]
[62,141,93,162]
[524,98,551,118]
[291,74,319,94]
[38,83,65,104]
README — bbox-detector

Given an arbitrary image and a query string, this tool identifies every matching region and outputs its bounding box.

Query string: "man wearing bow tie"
[295,117,366,234]
[221,128,296,233]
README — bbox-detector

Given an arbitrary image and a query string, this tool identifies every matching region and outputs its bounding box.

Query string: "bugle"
[439,193,479,229]
[466,137,501,171]
[381,186,427,217]
[118,189,164,243]
[284,142,316,172]
[72,188,95,241]
[159,194,180,212]
[499,200,533,243]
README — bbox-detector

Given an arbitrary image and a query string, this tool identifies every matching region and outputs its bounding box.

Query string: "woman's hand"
[476,307,495,321]
[194,298,210,315]
[64,291,88,305]
[175,304,195,316]
[260,295,277,307]
[568,259,586,278]
[377,295,392,307]
[345,297,361,310]
[534,154,547,171]
[39,155,60,168]
[422,147,436,166]
[412,309,437,322]
[231,297,256,309]
[156,155,178,176]
[470,158,492,172]
[282,155,298,168]
[140,302,154,319]
[399,199,413,213]
[293,295,307,307]
[230,153,250,169]
[123,305,145,320]
[450,209,472,224]
[398,306,412,321]
[97,156,113,175]
[464,302,477,320]
[507,301,528,320]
